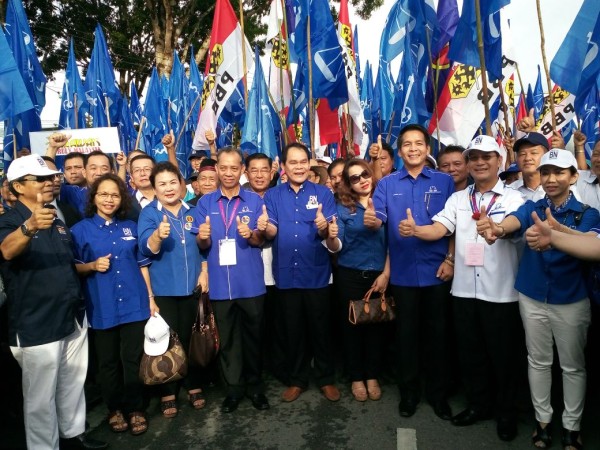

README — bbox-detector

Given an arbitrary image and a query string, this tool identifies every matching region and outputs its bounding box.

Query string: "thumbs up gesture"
[28,193,55,232]
[162,130,175,148]
[236,215,252,239]
[199,215,211,240]
[399,208,416,237]
[525,210,552,251]
[94,254,112,273]
[257,205,269,231]
[550,130,565,149]
[157,214,170,240]
[363,198,379,229]
[517,108,536,132]
[544,207,564,232]
[314,204,328,231]
[328,216,339,239]
[369,134,382,160]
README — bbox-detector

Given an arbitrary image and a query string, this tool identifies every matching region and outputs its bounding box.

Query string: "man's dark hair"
[64,152,84,164]
[282,142,310,163]
[327,158,346,176]
[129,154,156,168]
[437,145,467,164]
[84,150,113,169]
[245,152,272,167]
[398,124,431,148]
[380,141,394,160]
[216,146,244,164]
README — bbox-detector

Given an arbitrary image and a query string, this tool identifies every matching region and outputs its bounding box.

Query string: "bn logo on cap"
[549,150,559,159]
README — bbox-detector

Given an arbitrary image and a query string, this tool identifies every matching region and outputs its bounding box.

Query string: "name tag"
[465,240,485,266]
[219,238,237,266]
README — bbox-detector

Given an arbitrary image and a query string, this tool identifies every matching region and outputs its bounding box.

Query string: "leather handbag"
[349,288,396,325]
[188,291,220,367]
[139,331,188,385]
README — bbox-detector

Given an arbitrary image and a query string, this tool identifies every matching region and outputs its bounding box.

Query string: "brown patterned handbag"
[139,331,188,385]
[349,288,396,325]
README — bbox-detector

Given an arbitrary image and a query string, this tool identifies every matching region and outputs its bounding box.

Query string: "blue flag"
[354,25,362,95]
[526,83,534,113]
[241,47,281,159]
[579,83,600,158]
[533,66,544,121]
[217,116,235,148]
[371,63,383,142]
[142,67,168,160]
[550,0,600,97]
[432,0,459,56]
[360,61,374,146]
[293,0,349,109]
[286,60,309,127]
[574,17,600,112]
[117,95,136,154]
[129,81,142,125]
[59,39,86,129]
[377,59,395,122]
[84,24,121,127]
[0,28,33,121]
[188,46,204,132]
[168,51,189,174]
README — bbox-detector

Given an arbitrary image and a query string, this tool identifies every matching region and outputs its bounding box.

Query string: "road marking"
[397,428,417,450]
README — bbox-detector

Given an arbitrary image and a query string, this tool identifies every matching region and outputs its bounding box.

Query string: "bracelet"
[445,252,454,262]
[575,150,585,154]
[149,295,154,299]
[444,258,455,267]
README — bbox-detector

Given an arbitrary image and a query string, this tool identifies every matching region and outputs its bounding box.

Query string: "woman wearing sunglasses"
[335,160,390,401]
[71,174,154,436]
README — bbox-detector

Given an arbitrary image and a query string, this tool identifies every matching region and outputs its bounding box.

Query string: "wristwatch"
[20,222,36,237]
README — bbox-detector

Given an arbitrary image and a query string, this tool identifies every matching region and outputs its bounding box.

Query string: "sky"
[39,0,585,127]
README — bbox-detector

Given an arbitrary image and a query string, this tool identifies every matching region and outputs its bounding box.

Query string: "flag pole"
[74,93,79,129]
[515,62,526,97]
[175,94,202,148]
[239,0,249,107]
[425,28,441,153]
[535,0,556,129]
[104,94,111,127]
[134,116,145,151]
[474,0,492,136]
[13,133,17,160]
[307,14,316,158]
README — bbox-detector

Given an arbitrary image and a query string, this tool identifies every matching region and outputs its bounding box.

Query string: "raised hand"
[328,216,338,239]
[574,130,587,149]
[271,156,280,175]
[157,214,170,240]
[257,205,269,232]
[369,134,382,160]
[115,151,126,167]
[94,254,112,273]
[399,208,416,237]
[28,193,56,232]
[517,108,536,132]
[314,204,328,231]
[364,198,378,228]
[205,129,215,145]
[550,130,565,149]
[525,211,552,251]
[236,215,252,239]
[161,130,175,148]
[475,205,491,236]
[48,132,70,149]
[544,207,563,232]
[198,215,211,240]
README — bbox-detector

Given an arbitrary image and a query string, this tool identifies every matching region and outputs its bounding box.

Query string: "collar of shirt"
[540,190,586,214]
[579,170,598,185]
[217,185,248,202]
[397,166,432,180]
[91,213,116,228]
[156,199,190,214]
[470,178,506,196]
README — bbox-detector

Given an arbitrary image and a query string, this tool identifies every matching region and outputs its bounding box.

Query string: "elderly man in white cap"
[0,155,107,450]
[399,135,525,442]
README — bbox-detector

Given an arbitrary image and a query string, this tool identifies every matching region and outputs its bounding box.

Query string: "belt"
[340,266,381,279]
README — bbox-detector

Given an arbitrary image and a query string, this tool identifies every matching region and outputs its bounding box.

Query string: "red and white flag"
[192,0,253,150]
[535,85,576,138]
[266,0,291,113]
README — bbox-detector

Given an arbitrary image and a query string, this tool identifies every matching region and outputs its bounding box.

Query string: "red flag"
[316,99,341,145]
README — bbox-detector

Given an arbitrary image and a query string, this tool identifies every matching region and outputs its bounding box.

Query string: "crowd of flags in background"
[1,0,600,175]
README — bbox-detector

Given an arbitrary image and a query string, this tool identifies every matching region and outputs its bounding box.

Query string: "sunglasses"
[19,174,59,183]
[349,170,372,185]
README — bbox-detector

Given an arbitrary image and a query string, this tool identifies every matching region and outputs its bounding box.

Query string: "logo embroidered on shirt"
[123,227,132,237]
[241,206,250,213]
[241,215,250,224]
[185,215,194,223]
[306,195,319,209]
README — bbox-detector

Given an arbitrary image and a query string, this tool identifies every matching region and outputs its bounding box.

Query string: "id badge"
[219,238,237,266]
[465,240,485,266]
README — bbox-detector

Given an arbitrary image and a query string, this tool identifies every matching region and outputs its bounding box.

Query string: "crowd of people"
[0,119,599,450]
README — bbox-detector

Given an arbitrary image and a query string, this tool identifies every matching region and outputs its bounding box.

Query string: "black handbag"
[188,291,220,367]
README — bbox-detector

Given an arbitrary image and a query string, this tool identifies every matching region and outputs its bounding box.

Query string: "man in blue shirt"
[365,124,455,420]
[263,142,341,403]
[194,147,269,413]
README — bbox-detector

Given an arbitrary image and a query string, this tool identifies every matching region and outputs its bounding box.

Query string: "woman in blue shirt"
[71,174,154,436]
[335,160,390,402]
[138,162,208,418]
[480,150,598,450]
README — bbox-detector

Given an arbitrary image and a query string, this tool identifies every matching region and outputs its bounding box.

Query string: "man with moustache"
[437,145,470,191]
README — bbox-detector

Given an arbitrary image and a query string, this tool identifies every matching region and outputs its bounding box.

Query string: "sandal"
[108,410,128,433]
[188,390,206,410]
[562,428,583,450]
[160,397,178,418]
[351,382,368,402]
[532,422,552,448]
[366,379,382,401]
[128,412,148,436]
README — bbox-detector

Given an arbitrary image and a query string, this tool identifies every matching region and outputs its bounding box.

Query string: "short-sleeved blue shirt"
[337,202,387,271]
[60,184,89,216]
[264,181,337,289]
[138,199,204,296]
[372,166,454,287]
[511,196,600,304]
[193,187,266,300]
[71,215,150,329]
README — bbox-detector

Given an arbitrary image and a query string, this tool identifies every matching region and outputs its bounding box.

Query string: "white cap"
[463,135,500,157]
[6,154,60,182]
[144,313,170,356]
[316,156,333,165]
[537,149,577,171]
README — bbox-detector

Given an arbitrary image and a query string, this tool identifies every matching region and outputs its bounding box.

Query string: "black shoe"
[451,408,491,427]
[221,396,242,413]
[60,434,108,449]
[248,393,270,411]
[497,417,517,441]
[432,400,452,421]
[399,398,418,417]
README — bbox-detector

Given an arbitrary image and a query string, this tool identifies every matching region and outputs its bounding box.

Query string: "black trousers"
[392,283,451,404]
[212,295,265,397]
[453,297,524,419]
[155,295,203,396]
[279,287,335,388]
[263,285,288,383]
[338,267,386,381]
[93,320,145,414]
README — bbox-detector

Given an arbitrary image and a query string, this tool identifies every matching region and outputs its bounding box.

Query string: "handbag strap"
[363,287,375,303]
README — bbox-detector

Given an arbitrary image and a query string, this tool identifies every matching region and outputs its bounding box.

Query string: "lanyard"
[218,198,241,235]
[470,189,499,220]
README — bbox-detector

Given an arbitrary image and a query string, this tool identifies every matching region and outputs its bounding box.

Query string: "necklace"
[166,212,186,244]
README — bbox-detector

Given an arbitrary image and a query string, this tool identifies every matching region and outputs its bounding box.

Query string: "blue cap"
[514,132,549,153]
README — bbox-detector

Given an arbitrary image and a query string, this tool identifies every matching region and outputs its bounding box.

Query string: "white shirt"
[575,170,600,210]
[433,179,524,303]
[509,178,546,202]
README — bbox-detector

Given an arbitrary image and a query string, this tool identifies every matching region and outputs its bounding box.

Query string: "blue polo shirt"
[71,215,150,329]
[265,181,337,289]
[372,166,454,287]
[337,202,387,271]
[60,184,89,216]
[193,187,266,300]
[511,196,599,304]
[138,199,204,296]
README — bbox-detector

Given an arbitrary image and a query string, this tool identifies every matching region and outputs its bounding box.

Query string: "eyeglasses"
[19,175,58,183]
[96,192,121,200]
[349,170,372,185]
[132,167,153,175]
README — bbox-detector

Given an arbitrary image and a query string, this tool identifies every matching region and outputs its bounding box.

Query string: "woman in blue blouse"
[480,150,598,450]
[71,174,154,436]
[334,160,390,402]
[138,162,208,418]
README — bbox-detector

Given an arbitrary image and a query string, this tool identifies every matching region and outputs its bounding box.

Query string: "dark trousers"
[280,287,335,388]
[392,283,451,404]
[93,320,145,414]
[453,297,523,419]
[155,295,203,396]
[338,267,386,381]
[212,295,265,397]
[263,285,288,383]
